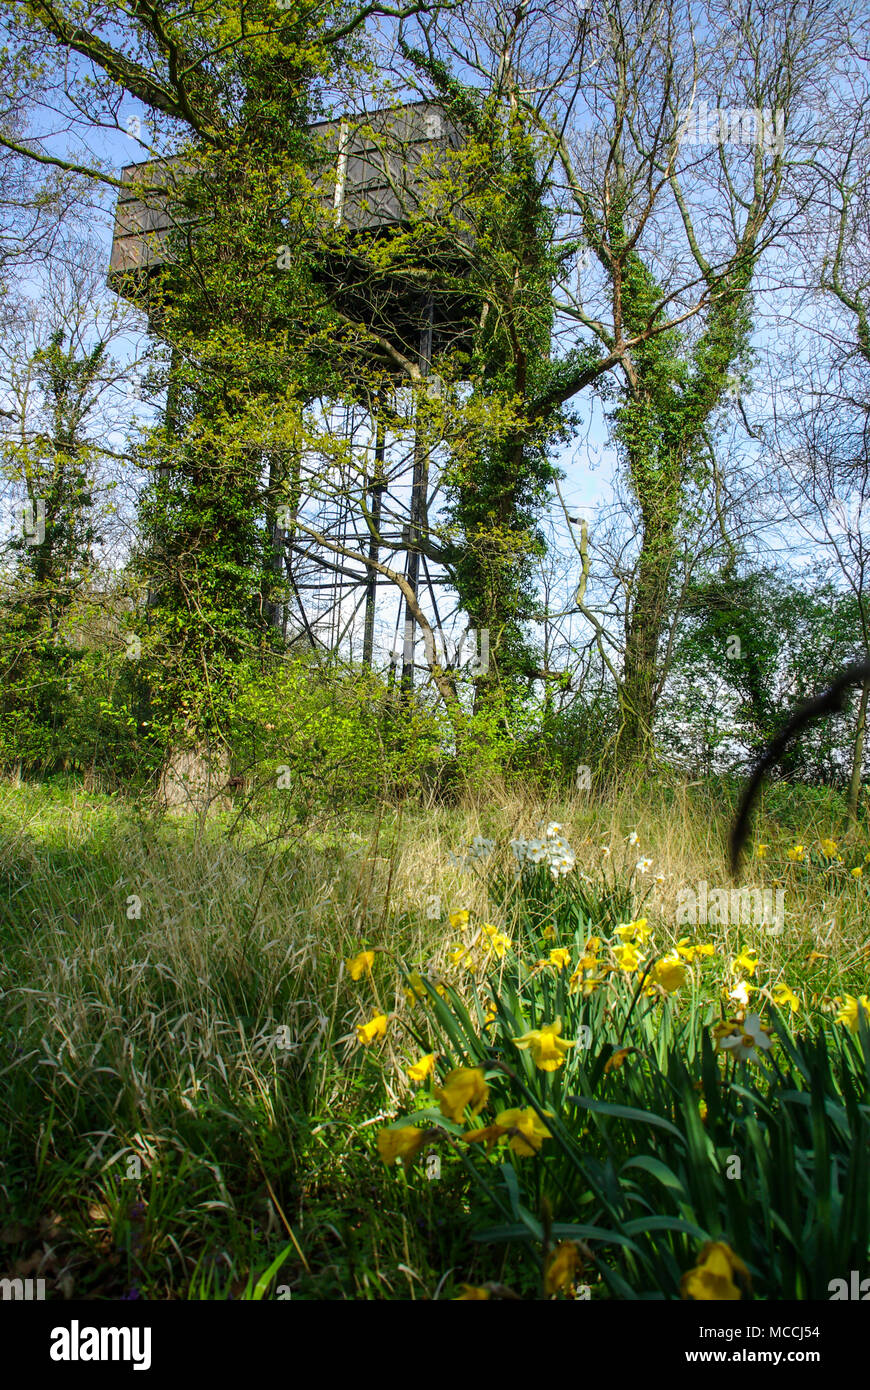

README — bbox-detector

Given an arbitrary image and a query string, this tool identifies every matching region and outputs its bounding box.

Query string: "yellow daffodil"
[404,971,427,1005]
[756,844,769,858]
[542,924,556,941]
[357,1013,388,1045]
[466,1106,552,1157]
[377,1124,428,1167]
[483,1000,498,1031]
[346,949,375,980]
[450,943,474,969]
[406,1052,436,1083]
[481,923,511,957]
[786,845,805,862]
[712,1019,741,1051]
[651,954,687,992]
[771,983,800,1014]
[545,1242,584,1295]
[615,918,651,945]
[604,1046,633,1073]
[835,994,870,1033]
[852,866,863,879]
[434,1066,489,1123]
[568,965,602,996]
[547,947,572,972]
[584,936,601,953]
[681,1242,750,1301]
[676,938,715,962]
[819,838,839,857]
[731,948,759,977]
[573,942,600,974]
[454,1284,491,1300]
[512,1017,576,1071]
[449,909,470,930]
[613,942,642,972]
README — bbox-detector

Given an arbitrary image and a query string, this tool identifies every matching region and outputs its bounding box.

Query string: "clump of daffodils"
[511,822,577,880]
[567,938,606,996]
[377,1064,556,1172]
[447,916,513,975]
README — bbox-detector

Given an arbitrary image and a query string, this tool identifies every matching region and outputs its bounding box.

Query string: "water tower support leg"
[401,298,434,694]
[362,399,386,668]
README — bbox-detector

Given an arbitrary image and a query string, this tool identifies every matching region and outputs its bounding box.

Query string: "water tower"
[108,100,474,683]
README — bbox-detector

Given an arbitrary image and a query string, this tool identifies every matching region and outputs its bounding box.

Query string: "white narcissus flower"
[636,858,654,874]
[628,831,640,846]
[468,835,495,860]
[545,822,564,839]
[728,980,754,1008]
[550,854,575,879]
[718,1013,772,1065]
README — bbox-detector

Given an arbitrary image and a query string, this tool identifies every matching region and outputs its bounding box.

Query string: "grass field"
[1,775,868,1300]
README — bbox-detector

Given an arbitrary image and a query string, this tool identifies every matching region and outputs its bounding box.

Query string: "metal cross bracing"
[280,386,454,690]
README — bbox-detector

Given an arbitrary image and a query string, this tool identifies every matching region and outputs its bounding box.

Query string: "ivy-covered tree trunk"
[618,489,680,767]
[438,93,561,738]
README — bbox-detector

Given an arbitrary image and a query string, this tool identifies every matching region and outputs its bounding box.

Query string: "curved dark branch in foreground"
[730,658,870,876]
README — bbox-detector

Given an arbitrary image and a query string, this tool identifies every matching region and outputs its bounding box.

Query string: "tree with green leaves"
[0,256,142,771]
[387,0,838,773]
[0,0,452,790]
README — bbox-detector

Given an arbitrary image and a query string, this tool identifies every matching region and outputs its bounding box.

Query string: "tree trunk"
[615,506,677,770]
[158,742,231,816]
[847,677,870,820]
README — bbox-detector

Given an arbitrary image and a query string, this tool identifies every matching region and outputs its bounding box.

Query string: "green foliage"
[664,567,866,779]
[227,654,447,808]
[531,689,621,787]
